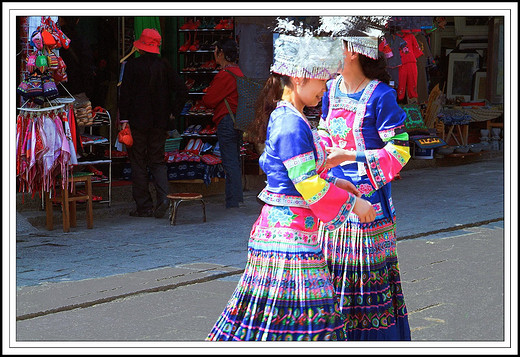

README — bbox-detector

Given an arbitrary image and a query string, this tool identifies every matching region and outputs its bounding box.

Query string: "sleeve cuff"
[356,151,366,162]
[322,194,357,232]
[324,175,338,185]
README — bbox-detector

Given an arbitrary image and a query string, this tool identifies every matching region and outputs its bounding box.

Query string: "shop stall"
[17,15,505,204]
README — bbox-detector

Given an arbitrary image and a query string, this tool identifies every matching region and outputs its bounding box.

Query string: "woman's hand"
[335,178,361,197]
[352,197,376,223]
[325,147,356,169]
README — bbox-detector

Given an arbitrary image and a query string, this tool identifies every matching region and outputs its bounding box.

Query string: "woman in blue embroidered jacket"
[316,17,412,340]
[207,33,375,341]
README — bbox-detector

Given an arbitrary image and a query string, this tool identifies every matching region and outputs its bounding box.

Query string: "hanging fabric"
[16,105,77,198]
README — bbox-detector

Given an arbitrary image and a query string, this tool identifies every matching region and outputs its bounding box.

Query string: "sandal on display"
[192,125,202,135]
[179,35,191,52]
[180,19,194,30]
[189,40,200,52]
[185,78,195,90]
[183,124,195,135]
[192,19,201,29]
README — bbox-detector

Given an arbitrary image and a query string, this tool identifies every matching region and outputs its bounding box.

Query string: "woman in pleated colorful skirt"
[206,32,376,342]
[317,17,412,340]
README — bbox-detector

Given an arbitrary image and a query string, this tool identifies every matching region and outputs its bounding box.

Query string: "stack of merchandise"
[74,93,94,126]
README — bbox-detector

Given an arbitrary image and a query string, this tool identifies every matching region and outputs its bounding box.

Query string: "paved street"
[14,222,505,342]
[7,156,517,354]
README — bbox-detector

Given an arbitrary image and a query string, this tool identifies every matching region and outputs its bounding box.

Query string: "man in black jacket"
[119,28,187,218]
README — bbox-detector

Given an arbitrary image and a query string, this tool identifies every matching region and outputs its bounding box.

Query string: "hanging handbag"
[26,53,37,73]
[35,55,48,72]
[42,75,59,99]
[25,74,44,97]
[30,30,43,50]
[47,51,59,70]
[17,77,31,98]
[53,55,68,83]
[53,68,68,83]
[118,123,133,147]
[41,29,57,47]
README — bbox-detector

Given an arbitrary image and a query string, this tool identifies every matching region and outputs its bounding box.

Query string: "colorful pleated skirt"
[318,216,411,341]
[207,204,346,341]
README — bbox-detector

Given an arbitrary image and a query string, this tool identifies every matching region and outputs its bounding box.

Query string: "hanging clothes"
[396,32,423,101]
[414,32,434,104]
[383,32,408,88]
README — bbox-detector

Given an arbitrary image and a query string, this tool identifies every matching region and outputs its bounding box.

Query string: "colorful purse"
[25,75,44,97]
[47,52,59,70]
[41,29,57,47]
[16,77,30,98]
[53,68,68,83]
[30,30,43,50]
[26,53,37,73]
[42,75,59,99]
[35,55,48,72]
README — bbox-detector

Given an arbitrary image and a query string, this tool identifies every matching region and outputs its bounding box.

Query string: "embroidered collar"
[277,100,312,128]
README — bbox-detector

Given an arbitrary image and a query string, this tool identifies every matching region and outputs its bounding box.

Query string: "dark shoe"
[129,209,154,217]
[154,200,169,218]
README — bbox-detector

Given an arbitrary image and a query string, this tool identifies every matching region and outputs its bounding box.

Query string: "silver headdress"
[318,16,390,59]
[270,18,344,80]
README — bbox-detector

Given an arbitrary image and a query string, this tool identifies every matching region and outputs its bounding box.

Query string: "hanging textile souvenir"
[53,112,72,190]
[25,74,44,98]
[42,75,59,98]
[61,110,78,165]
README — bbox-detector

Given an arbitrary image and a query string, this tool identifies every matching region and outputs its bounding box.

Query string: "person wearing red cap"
[119,28,187,218]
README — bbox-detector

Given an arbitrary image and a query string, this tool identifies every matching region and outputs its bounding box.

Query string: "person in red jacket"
[202,38,244,208]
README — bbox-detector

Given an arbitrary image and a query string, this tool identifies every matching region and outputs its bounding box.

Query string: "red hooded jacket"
[202,64,244,126]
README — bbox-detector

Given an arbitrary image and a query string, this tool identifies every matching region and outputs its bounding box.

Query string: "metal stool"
[167,193,206,225]
[45,172,94,232]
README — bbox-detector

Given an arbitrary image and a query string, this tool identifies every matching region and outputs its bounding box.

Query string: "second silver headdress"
[270,19,344,80]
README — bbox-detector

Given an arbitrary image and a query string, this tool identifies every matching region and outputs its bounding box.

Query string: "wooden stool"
[45,172,94,232]
[167,193,206,226]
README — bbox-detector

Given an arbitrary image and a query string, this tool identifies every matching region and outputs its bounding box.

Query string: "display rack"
[177,16,234,142]
[169,17,236,187]
[75,109,112,206]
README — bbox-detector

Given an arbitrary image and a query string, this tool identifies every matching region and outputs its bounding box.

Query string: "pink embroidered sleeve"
[364,93,411,189]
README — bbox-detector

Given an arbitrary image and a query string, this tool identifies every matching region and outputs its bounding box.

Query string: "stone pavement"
[8,155,516,353]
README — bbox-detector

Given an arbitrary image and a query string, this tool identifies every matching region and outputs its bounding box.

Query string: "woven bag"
[25,75,44,98]
[42,75,59,98]
[223,69,265,132]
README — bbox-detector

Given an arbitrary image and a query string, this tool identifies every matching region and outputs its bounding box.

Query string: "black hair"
[358,54,391,84]
[215,38,238,63]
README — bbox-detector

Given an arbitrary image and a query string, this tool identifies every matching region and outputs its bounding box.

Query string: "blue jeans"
[217,114,243,208]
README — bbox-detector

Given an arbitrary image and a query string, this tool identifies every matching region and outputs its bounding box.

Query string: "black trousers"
[128,127,169,213]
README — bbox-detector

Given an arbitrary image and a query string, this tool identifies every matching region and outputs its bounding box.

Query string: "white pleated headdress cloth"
[270,18,344,80]
[317,16,391,59]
